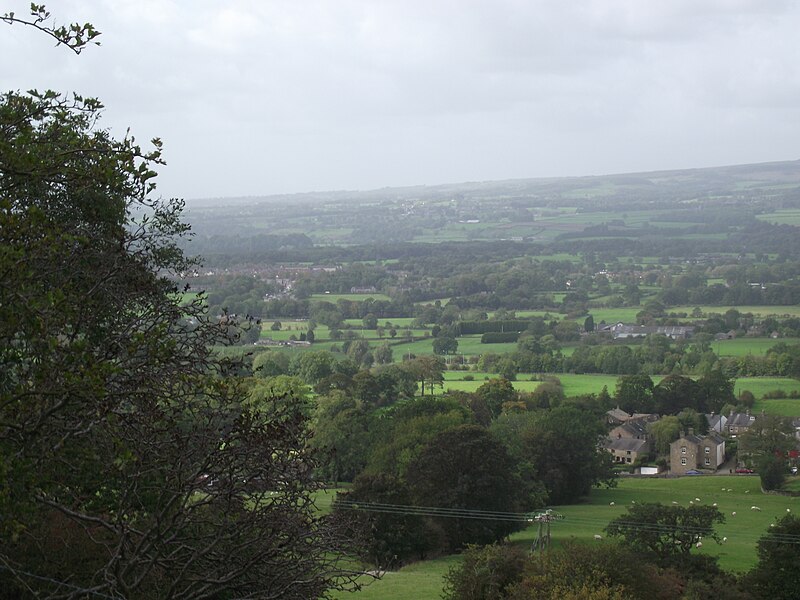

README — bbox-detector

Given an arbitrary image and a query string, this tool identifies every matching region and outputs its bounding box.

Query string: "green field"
[587,307,643,323]
[715,338,785,357]
[442,373,626,396]
[752,398,800,417]
[549,476,799,572]
[335,555,463,600]
[734,377,800,400]
[756,209,800,226]
[340,476,800,598]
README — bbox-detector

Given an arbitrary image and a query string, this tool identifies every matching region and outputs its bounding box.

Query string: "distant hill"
[185,159,800,208]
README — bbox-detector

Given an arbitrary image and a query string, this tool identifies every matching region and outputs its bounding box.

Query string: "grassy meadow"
[337,475,800,599]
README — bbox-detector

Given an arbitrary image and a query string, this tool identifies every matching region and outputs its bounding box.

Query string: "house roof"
[617,420,649,438]
[672,431,725,447]
[728,413,756,428]
[606,407,630,422]
[706,414,727,433]
[631,413,659,422]
[604,438,648,452]
[606,324,695,338]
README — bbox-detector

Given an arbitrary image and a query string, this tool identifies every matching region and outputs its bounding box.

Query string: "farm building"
[600,323,695,340]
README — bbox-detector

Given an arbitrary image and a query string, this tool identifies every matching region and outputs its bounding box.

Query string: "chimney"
[688,427,694,436]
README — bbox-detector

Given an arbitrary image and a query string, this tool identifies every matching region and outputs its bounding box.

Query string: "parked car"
[735,467,755,474]
[685,469,703,475]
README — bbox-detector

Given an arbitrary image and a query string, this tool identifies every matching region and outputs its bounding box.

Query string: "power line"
[333,500,800,544]
[333,499,545,522]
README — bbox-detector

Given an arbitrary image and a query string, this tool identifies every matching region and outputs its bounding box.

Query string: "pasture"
[442,373,627,396]
[338,475,800,599]
[714,337,784,357]
[734,377,800,400]
[756,209,800,226]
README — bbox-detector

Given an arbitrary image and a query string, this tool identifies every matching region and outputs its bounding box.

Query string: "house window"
[626,458,631,463]
[626,451,631,455]
[681,446,687,454]
[681,458,687,466]
[705,458,710,466]
[705,447,710,454]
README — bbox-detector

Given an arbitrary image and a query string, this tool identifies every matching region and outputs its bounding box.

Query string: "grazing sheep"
[732,511,737,516]
[771,523,776,528]
[695,497,701,502]
[696,541,703,548]
[745,490,750,494]
[788,508,792,513]
[594,534,602,540]
[722,537,727,543]
[712,503,718,507]
[672,501,679,505]
[689,500,694,505]
[727,489,733,492]
[609,502,615,506]
[751,506,761,511]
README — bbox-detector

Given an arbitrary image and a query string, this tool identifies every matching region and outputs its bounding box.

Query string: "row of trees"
[479,331,800,379]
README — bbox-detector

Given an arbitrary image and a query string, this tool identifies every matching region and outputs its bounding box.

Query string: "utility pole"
[529,509,564,554]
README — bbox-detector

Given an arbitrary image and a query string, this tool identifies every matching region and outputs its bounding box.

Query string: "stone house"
[604,437,649,465]
[670,430,726,474]
[604,413,658,465]
[726,411,757,437]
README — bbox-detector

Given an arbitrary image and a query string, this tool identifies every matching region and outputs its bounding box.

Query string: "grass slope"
[341,475,800,599]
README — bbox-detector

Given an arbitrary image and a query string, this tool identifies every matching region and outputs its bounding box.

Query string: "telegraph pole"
[529,509,563,554]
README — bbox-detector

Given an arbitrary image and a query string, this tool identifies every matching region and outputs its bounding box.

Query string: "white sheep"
[695,497,701,502]
[672,501,679,505]
[594,534,602,540]
[689,500,694,505]
[696,541,703,548]
[732,511,737,516]
[788,508,792,513]
[751,506,761,511]
[609,501,615,506]
[712,503,718,507]
[722,537,727,543]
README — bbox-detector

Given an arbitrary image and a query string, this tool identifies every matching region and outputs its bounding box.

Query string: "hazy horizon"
[5,1,800,201]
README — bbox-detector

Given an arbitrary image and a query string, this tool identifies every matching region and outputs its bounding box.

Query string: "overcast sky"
[3,1,800,200]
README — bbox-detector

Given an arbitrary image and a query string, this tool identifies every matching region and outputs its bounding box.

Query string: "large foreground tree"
[605,503,725,569]
[0,22,358,596]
